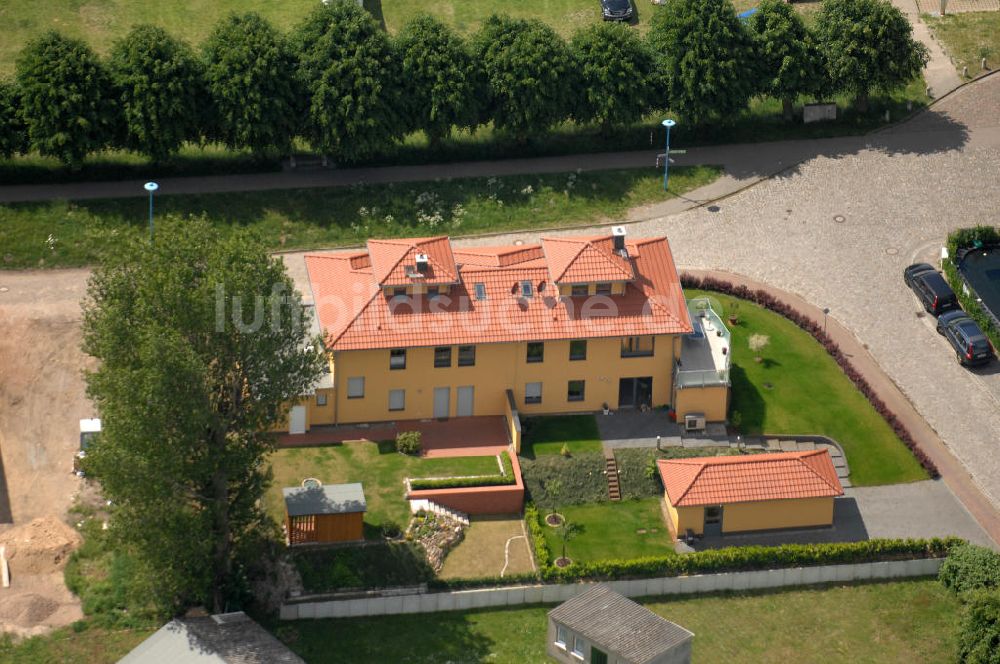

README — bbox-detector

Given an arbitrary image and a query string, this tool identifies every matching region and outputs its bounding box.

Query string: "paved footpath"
[891,0,963,99]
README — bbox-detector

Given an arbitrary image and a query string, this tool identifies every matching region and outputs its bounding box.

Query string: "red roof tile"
[657,451,844,507]
[306,235,692,351]
[542,236,635,284]
[368,236,458,286]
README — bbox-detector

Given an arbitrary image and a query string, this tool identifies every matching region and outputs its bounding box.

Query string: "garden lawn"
[277,579,959,663]
[540,498,673,562]
[925,11,1000,80]
[0,166,719,269]
[687,290,927,486]
[520,414,602,457]
[0,625,154,664]
[440,517,535,579]
[266,442,499,537]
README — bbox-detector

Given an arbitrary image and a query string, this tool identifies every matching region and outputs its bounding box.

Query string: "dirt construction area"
[0,268,94,635]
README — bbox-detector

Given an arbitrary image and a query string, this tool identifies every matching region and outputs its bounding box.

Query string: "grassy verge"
[274,579,959,663]
[0,165,719,269]
[925,12,1000,80]
[520,414,603,457]
[267,442,500,538]
[539,497,674,563]
[291,542,434,593]
[687,289,928,486]
[0,625,153,664]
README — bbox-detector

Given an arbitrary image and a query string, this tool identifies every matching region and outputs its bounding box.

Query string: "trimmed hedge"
[519,453,607,508]
[939,543,1000,596]
[524,502,553,570]
[682,274,940,478]
[944,225,1000,353]
[409,452,515,491]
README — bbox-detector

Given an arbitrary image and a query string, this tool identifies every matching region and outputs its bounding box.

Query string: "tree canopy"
[203,12,302,157]
[109,25,204,163]
[396,14,483,145]
[815,0,928,110]
[0,79,27,159]
[648,0,757,124]
[958,591,1000,664]
[572,22,657,130]
[82,218,324,614]
[15,31,116,168]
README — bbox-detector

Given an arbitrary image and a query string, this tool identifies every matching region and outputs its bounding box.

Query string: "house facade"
[286,231,730,449]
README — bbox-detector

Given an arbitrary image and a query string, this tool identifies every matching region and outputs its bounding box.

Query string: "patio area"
[596,410,729,449]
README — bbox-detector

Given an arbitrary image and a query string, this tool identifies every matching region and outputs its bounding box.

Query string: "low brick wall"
[406,447,525,515]
[280,557,944,620]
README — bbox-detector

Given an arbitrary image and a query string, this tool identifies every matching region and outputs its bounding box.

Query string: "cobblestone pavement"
[917,0,999,13]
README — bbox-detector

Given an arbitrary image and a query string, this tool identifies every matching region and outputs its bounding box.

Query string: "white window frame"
[525,382,542,405]
[554,624,568,650]
[388,389,405,412]
[572,635,585,659]
[316,392,328,407]
[390,348,406,370]
[347,376,365,399]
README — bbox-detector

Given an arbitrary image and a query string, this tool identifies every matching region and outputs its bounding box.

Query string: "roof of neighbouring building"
[283,482,367,517]
[305,234,691,351]
[119,611,305,664]
[657,450,844,508]
[548,586,693,664]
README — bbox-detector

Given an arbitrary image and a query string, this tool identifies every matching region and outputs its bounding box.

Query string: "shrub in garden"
[0,80,27,159]
[940,544,1000,596]
[519,453,607,508]
[395,430,422,455]
[957,590,1000,664]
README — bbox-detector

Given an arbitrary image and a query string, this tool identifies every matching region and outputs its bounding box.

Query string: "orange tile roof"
[306,234,692,351]
[542,236,635,284]
[658,451,844,507]
[368,236,458,286]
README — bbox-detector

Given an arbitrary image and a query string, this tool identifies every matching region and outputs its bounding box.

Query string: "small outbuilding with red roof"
[657,450,844,537]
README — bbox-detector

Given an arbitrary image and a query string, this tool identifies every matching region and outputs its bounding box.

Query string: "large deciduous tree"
[815,0,928,112]
[572,22,657,131]
[396,14,482,146]
[294,2,404,162]
[83,218,324,614]
[748,0,827,120]
[109,25,205,163]
[473,15,577,140]
[0,79,27,159]
[203,13,302,157]
[648,0,757,124]
[15,31,116,168]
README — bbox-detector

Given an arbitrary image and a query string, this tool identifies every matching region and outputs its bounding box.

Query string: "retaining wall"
[405,447,525,515]
[280,556,943,620]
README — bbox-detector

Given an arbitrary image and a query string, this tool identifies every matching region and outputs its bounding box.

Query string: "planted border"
[943,226,1000,352]
[409,452,515,491]
[680,274,940,478]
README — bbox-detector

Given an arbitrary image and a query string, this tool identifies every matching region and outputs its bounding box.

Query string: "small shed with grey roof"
[119,611,304,663]
[283,482,366,544]
[547,586,693,664]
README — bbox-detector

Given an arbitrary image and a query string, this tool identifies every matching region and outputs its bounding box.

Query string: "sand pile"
[0,516,82,576]
[0,593,59,628]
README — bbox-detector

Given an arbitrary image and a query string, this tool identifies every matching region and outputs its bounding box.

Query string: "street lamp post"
[144,181,159,242]
[662,119,676,191]
[823,307,830,335]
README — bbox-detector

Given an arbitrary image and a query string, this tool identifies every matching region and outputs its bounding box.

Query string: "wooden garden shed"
[283,482,366,545]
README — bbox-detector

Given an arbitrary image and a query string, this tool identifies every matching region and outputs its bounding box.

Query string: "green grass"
[291,541,435,593]
[925,11,1000,80]
[0,625,154,664]
[540,497,674,562]
[0,165,720,269]
[275,579,959,663]
[687,290,927,486]
[267,442,500,537]
[520,415,603,457]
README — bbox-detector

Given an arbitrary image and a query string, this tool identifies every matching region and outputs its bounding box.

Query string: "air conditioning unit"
[684,413,706,432]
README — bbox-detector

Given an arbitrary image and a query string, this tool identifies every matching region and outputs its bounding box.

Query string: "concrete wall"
[406,448,525,515]
[673,385,729,423]
[504,390,522,454]
[279,557,945,620]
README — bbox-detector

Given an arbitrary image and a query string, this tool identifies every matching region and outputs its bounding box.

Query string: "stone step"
[797,441,817,451]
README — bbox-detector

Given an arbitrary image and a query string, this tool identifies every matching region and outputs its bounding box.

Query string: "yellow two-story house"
[288,230,730,446]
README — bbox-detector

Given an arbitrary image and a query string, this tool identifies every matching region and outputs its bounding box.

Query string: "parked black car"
[904,263,959,316]
[601,0,634,21]
[936,310,995,366]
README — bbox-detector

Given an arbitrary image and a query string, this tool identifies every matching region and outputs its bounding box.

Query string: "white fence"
[279,557,943,620]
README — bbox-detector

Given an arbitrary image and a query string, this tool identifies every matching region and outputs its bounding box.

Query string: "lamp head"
[144,182,159,193]
[662,119,676,128]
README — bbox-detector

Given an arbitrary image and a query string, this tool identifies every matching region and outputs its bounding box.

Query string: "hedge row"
[681,274,940,478]
[525,503,553,570]
[943,226,1000,352]
[409,452,515,490]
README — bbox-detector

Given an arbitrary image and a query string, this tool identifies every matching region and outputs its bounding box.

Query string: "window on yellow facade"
[427,285,441,298]
[571,284,588,296]
[389,348,406,370]
[596,282,612,295]
[525,382,542,404]
[526,342,544,363]
[347,377,365,399]
[388,389,405,411]
[434,346,452,368]
[567,380,585,402]
[621,335,655,357]
[569,339,587,361]
[458,345,475,366]
[316,393,328,406]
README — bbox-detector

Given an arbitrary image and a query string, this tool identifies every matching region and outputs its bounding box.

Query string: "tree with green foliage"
[396,14,482,146]
[814,0,928,112]
[958,591,1000,664]
[15,31,116,168]
[940,544,1000,596]
[748,0,827,120]
[0,79,27,159]
[571,22,657,131]
[473,15,577,140]
[109,25,204,163]
[648,0,757,124]
[294,2,404,162]
[82,218,324,614]
[204,13,302,157]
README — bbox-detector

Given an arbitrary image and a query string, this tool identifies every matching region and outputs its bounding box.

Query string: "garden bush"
[524,503,552,570]
[519,453,607,508]
[395,430,422,455]
[957,590,1000,664]
[292,542,434,593]
[939,543,1000,596]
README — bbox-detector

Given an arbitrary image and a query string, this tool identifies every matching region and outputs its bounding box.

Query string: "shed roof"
[548,586,693,664]
[119,612,304,664]
[657,450,844,507]
[283,483,367,517]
